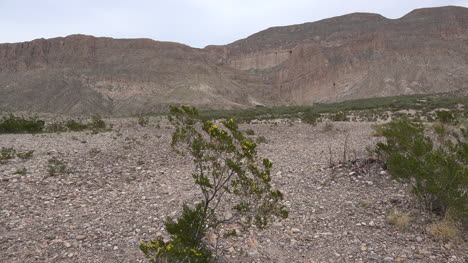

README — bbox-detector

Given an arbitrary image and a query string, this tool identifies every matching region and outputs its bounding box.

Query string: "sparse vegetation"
[190,93,467,123]
[322,121,334,133]
[16,150,34,160]
[0,114,45,134]
[140,105,288,262]
[47,157,70,176]
[0,147,16,164]
[65,119,88,132]
[15,167,27,176]
[138,114,150,127]
[427,216,462,243]
[89,148,101,157]
[386,208,411,229]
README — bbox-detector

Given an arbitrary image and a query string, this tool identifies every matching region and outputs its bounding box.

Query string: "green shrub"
[373,119,467,220]
[435,111,456,125]
[0,114,45,134]
[140,203,212,262]
[329,111,348,122]
[47,157,70,176]
[65,119,88,131]
[301,114,320,125]
[17,150,34,160]
[140,105,288,262]
[0,147,16,163]
[15,168,27,176]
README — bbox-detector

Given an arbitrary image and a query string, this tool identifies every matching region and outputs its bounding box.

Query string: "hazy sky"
[1,0,467,47]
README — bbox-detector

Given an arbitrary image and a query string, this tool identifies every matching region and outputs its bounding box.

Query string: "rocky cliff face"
[0,6,467,114]
[222,6,468,104]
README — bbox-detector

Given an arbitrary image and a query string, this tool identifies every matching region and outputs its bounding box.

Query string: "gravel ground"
[1,119,466,262]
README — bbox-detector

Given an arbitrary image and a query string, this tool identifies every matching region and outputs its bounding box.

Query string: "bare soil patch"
[1,120,466,262]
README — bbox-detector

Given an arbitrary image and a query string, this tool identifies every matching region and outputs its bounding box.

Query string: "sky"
[1,0,467,48]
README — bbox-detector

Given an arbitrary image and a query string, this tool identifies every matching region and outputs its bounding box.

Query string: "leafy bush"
[373,119,467,220]
[0,114,45,134]
[140,203,212,262]
[140,105,288,262]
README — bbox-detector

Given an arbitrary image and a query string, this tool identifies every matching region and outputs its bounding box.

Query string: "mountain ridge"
[0,6,467,115]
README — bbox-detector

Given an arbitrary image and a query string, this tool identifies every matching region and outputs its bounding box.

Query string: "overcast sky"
[1,0,467,47]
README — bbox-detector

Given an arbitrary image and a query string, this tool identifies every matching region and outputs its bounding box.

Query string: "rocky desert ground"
[1,117,466,262]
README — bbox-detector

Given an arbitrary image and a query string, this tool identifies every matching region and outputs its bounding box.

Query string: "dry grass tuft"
[359,199,373,208]
[427,218,462,243]
[386,208,411,229]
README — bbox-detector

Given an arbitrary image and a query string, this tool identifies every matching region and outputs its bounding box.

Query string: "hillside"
[0,6,467,115]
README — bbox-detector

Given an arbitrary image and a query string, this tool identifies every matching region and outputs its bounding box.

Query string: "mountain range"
[0,6,467,115]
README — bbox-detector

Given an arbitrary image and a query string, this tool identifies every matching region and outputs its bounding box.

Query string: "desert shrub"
[322,121,334,133]
[65,119,88,131]
[17,150,34,160]
[301,114,320,125]
[0,147,16,163]
[46,122,67,133]
[90,115,107,130]
[386,208,411,229]
[0,114,45,134]
[373,119,467,220]
[244,129,255,135]
[15,168,27,176]
[138,114,150,127]
[427,215,462,243]
[140,203,212,262]
[47,157,70,176]
[435,111,456,125]
[140,105,288,262]
[329,111,348,122]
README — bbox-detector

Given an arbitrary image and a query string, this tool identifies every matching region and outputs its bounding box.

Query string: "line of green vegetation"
[0,114,110,134]
[197,93,468,122]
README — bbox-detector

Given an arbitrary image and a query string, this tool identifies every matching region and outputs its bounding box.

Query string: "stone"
[291,228,301,233]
